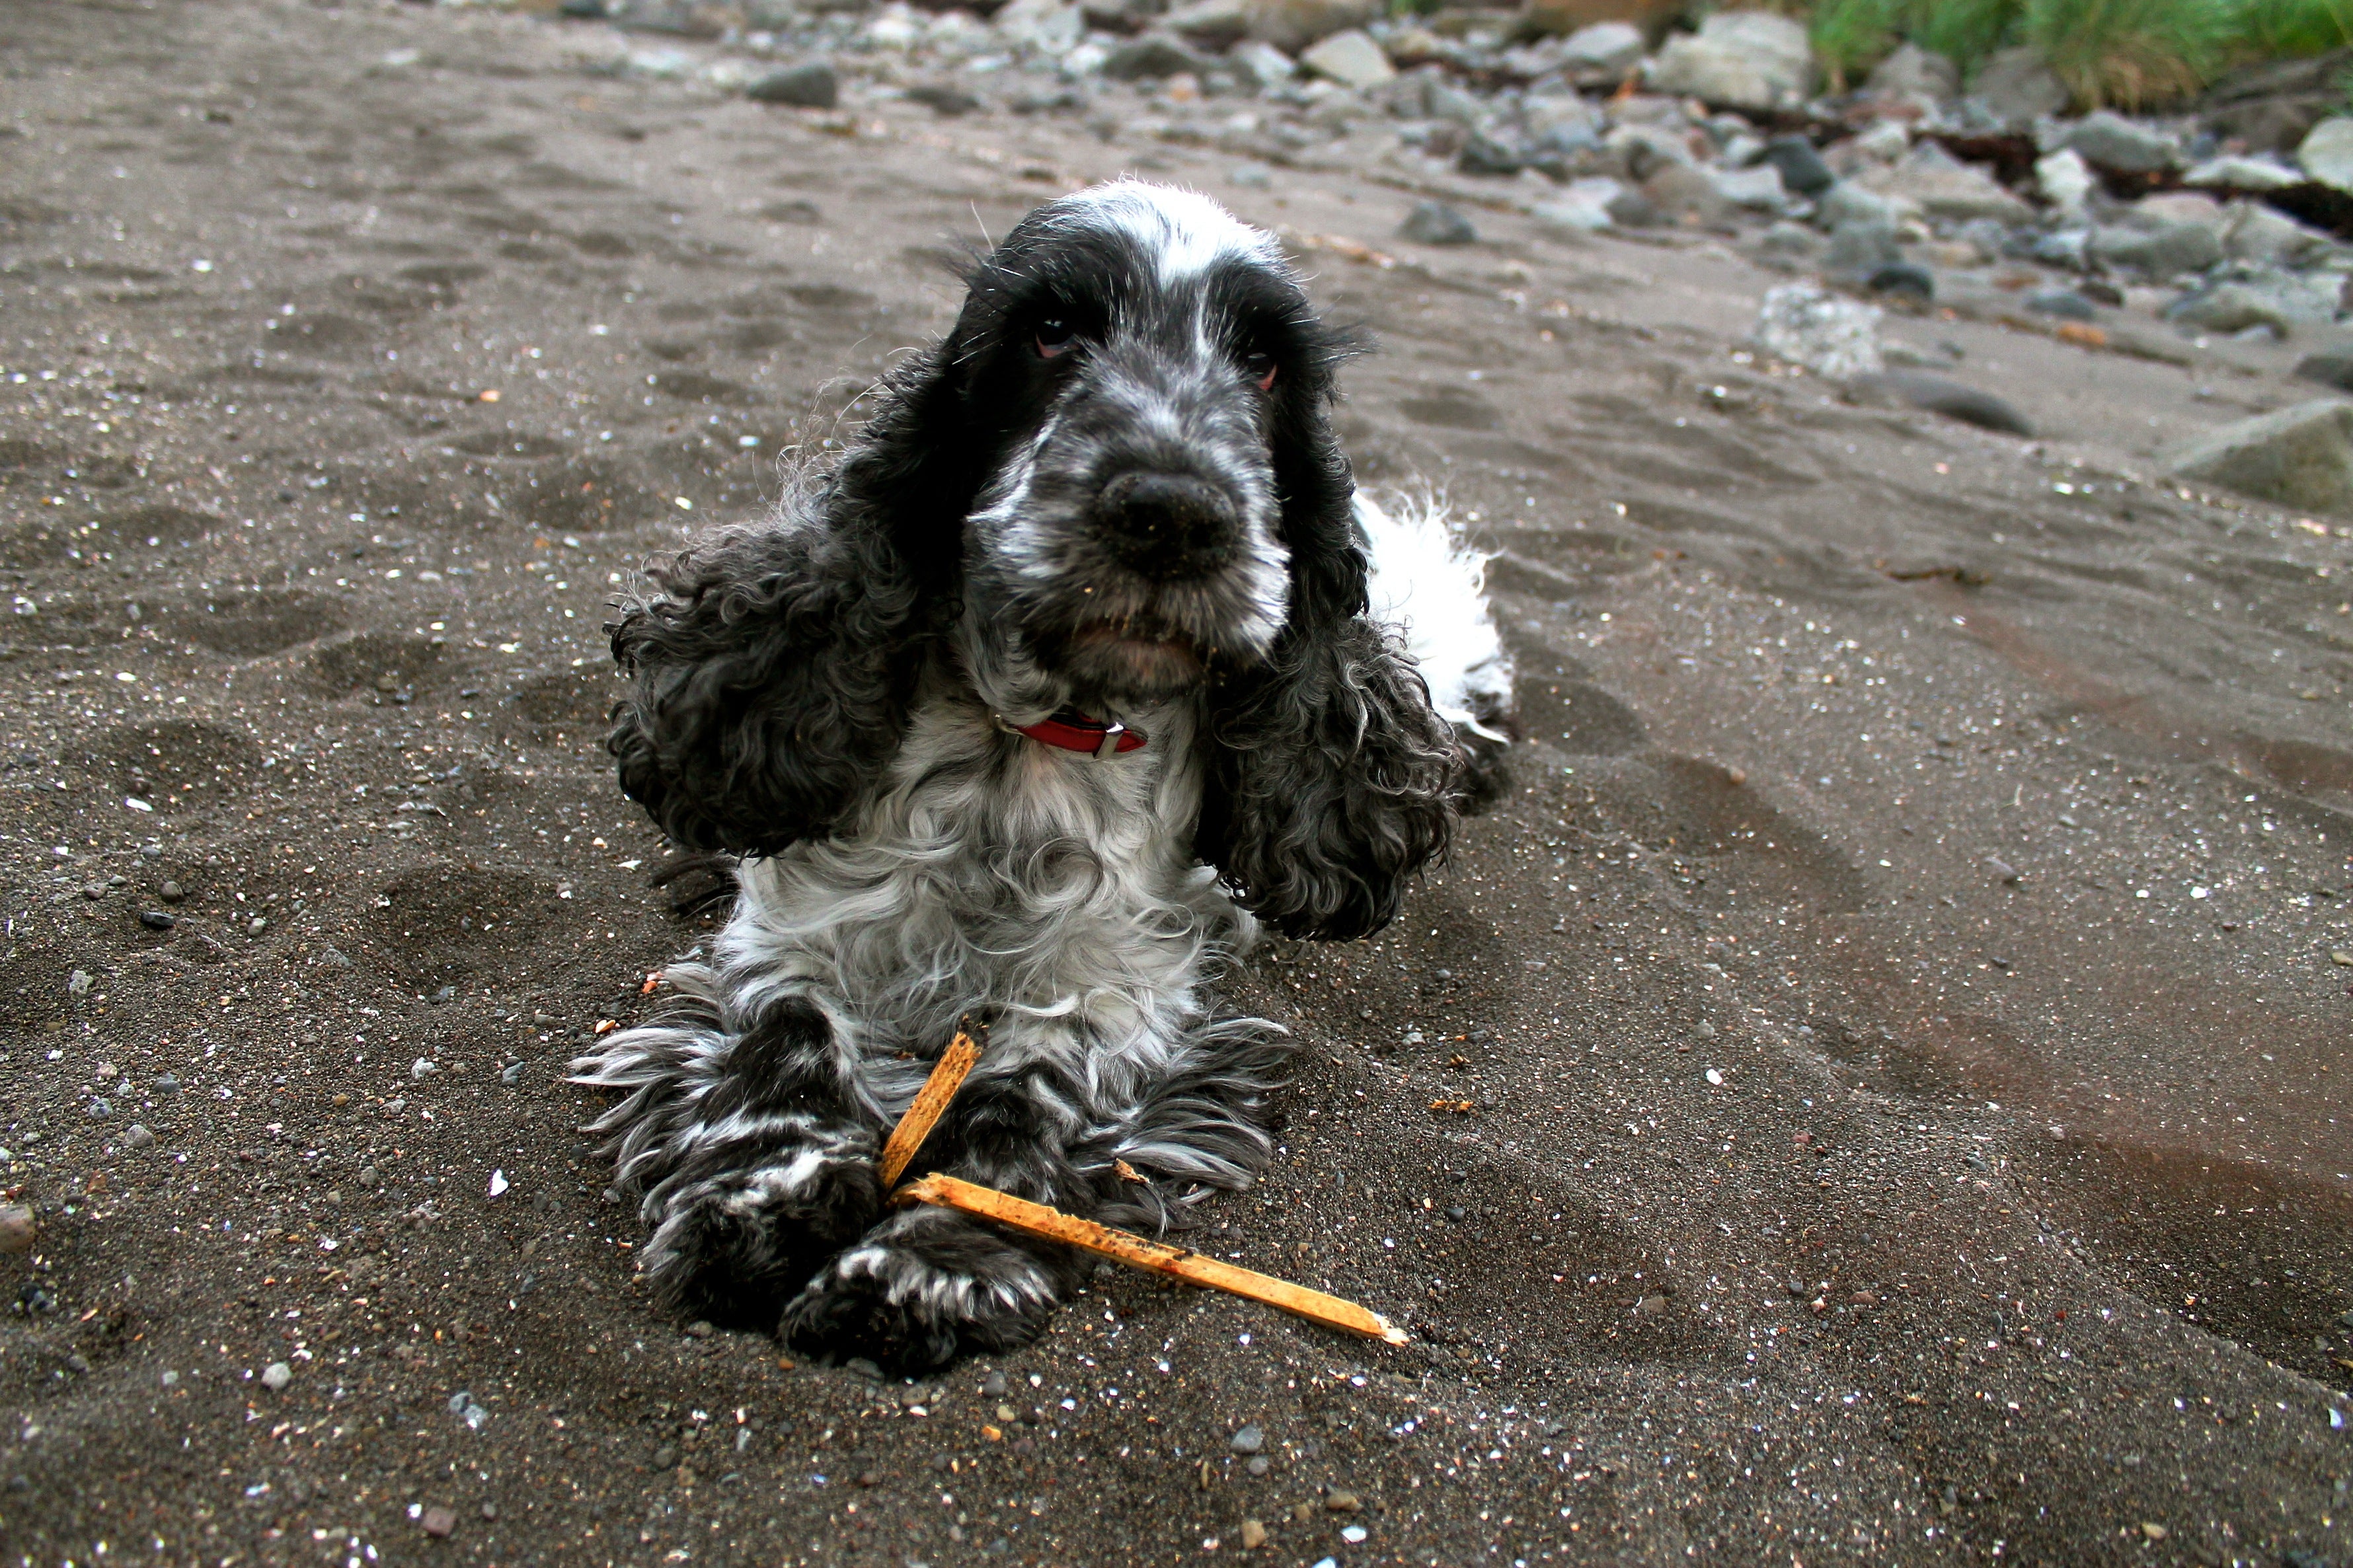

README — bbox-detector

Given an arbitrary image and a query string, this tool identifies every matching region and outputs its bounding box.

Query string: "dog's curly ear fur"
[1196,385,1461,939]
[607,344,979,857]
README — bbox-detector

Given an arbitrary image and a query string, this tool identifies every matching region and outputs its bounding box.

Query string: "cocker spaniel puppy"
[573,180,1514,1370]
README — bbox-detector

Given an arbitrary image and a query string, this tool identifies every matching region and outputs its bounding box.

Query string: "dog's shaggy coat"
[573,181,1512,1368]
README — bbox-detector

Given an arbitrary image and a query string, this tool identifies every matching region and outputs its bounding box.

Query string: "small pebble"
[684,1319,714,1339]
[1324,1490,1361,1513]
[249,916,268,936]
[67,970,92,996]
[120,1123,154,1150]
[982,1370,1008,1398]
[1443,1205,1466,1222]
[1246,1455,1270,1477]
[159,881,184,904]
[1229,1424,1264,1454]
[1239,1518,1267,1549]
[1340,1524,1369,1544]
[138,910,175,930]
[1398,200,1476,246]
[261,1361,292,1392]
[0,1204,34,1255]
[153,1074,179,1094]
[420,1505,456,1538]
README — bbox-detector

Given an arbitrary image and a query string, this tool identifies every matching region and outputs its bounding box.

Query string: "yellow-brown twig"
[895,1172,1408,1346]
[877,1030,981,1189]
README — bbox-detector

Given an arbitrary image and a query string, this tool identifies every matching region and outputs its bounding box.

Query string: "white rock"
[1559,21,1642,77]
[2223,201,2331,266]
[1297,28,1393,89]
[1241,0,1375,54]
[1752,282,1882,379]
[1864,42,1958,103]
[1530,178,1623,234]
[1858,141,2032,225]
[1649,11,1814,114]
[2299,117,2353,194]
[1851,120,1909,163]
[2035,147,2095,213]
[994,0,1086,54]
[1711,163,1788,210]
[261,1362,293,1392]
[2182,154,2305,193]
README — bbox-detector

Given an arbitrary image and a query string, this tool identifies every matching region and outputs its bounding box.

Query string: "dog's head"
[610,182,1457,934]
[928,181,1359,712]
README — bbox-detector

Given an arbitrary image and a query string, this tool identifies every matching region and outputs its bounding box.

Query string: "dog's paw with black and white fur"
[571,180,1515,1364]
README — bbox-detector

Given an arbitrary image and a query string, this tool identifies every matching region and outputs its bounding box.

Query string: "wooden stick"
[896,1172,1409,1346]
[878,1030,981,1189]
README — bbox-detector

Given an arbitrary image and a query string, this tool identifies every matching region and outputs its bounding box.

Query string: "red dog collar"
[1007,709,1147,759]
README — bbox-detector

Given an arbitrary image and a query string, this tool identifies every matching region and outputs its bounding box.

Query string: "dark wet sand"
[3,3,2350,1564]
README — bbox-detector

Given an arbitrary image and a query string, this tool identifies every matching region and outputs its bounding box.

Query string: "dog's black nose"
[1091,471,1239,580]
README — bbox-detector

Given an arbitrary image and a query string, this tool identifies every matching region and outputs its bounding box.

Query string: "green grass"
[1728,0,2353,108]
[2227,0,2353,58]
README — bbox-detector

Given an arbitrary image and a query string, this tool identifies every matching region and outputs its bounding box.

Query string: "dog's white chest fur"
[713,691,1246,1122]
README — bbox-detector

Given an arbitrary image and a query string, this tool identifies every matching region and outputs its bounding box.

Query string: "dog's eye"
[1034,319,1077,359]
[1243,351,1277,392]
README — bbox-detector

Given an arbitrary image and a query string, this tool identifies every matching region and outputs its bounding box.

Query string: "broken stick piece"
[896,1172,1408,1346]
[878,1030,981,1188]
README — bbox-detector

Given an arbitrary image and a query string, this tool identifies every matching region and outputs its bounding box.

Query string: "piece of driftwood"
[877,1030,981,1188]
[895,1172,1409,1346]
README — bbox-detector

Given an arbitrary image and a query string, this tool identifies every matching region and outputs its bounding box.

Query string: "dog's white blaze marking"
[1062,178,1277,285]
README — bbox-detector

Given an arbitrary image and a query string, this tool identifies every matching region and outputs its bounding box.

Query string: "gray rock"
[1247,1454,1271,1475]
[1752,282,1883,378]
[1867,143,2033,225]
[1226,40,1295,88]
[2299,116,2353,193]
[2064,110,2179,174]
[1161,0,1246,47]
[67,969,92,996]
[2025,287,2097,320]
[1557,21,1642,83]
[2296,352,2353,392]
[904,83,982,115]
[1457,133,1525,176]
[746,61,839,108]
[1865,42,1958,104]
[995,0,1087,53]
[1823,218,1900,275]
[1530,182,1621,235]
[1229,1424,1265,1453]
[1297,28,1393,89]
[2161,399,2353,517]
[1966,46,2069,126]
[982,1370,1009,1398]
[1849,372,2032,435]
[1763,135,1833,197]
[138,910,175,931]
[1242,0,1375,54]
[1814,180,1894,231]
[1102,33,1204,79]
[1868,262,1933,301]
[120,1123,155,1150]
[1754,219,1825,261]
[151,1073,179,1094]
[87,1098,112,1119]
[158,881,184,903]
[1650,11,1814,114]
[1399,202,1476,245]
[261,1361,293,1392]
[2091,219,2222,279]
[2165,283,2294,338]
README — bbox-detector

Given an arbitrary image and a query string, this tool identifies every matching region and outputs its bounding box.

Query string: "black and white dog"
[573,180,1513,1370]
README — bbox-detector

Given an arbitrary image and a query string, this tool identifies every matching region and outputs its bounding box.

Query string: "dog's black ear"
[1196,443,1461,940]
[608,344,981,856]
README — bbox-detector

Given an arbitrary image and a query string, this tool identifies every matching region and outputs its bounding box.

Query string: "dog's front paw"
[640,1140,883,1329]
[779,1209,1061,1372]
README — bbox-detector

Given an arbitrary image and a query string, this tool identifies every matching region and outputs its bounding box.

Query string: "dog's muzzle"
[1090,470,1241,581]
